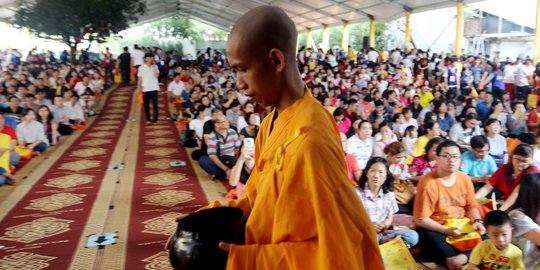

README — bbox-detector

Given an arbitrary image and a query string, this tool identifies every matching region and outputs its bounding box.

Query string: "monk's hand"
[218,242,231,251]
[165,216,183,251]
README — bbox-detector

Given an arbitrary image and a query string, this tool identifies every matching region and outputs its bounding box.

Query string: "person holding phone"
[229,138,255,197]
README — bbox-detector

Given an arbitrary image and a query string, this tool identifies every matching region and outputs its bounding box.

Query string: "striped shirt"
[355,188,398,223]
[207,129,241,157]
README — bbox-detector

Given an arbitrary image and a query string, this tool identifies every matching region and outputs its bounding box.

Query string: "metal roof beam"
[179,1,240,20]
[177,6,237,25]
[324,0,372,18]
[233,0,323,29]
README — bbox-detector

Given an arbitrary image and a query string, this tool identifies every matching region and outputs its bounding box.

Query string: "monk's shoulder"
[295,99,335,133]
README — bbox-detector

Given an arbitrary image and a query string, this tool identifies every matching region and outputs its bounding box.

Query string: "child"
[384,142,415,214]
[467,210,524,270]
[355,157,418,248]
[402,125,418,158]
[391,113,407,137]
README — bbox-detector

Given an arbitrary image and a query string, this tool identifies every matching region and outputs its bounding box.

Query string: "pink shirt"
[338,118,352,134]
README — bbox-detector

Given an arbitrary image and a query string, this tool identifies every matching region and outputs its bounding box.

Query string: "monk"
[169,6,384,269]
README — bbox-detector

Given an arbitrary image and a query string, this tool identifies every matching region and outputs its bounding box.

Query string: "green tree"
[149,17,202,41]
[107,16,227,57]
[13,0,146,60]
[298,22,386,52]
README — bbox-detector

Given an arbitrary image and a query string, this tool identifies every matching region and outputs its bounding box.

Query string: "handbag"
[393,181,415,204]
[137,91,143,105]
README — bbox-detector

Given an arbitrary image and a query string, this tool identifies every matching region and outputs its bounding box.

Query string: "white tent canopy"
[1,0,486,31]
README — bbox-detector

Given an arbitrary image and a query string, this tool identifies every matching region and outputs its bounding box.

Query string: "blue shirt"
[476,101,490,121]
[459,150,498,177]
[437,114,454,132]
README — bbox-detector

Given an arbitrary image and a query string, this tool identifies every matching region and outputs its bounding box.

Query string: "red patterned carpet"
[124,93,208,269]
[0,86,133,268]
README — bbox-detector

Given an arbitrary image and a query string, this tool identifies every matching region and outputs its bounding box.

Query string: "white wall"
[410,8,462,53]
[488,39,535,60]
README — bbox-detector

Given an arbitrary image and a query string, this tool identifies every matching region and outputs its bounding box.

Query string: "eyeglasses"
[438,154,461,160]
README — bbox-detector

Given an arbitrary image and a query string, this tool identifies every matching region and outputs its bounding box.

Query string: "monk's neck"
[274,79,304,114]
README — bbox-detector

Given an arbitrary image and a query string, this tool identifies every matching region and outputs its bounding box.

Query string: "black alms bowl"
[169,207,245,270]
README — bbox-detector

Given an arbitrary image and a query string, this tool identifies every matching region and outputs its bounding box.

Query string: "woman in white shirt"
[236,102,261,132]
[90,73,104,94]
[16,108,49,155]
[188,105,210,142]
[484,118,508,167]
[347,120,375,170]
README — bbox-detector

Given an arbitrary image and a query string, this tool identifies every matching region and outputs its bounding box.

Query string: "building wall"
[488,39,535,60]
[386,7,532,60]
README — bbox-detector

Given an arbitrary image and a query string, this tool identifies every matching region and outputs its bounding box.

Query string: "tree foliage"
[12,0,146,52]
[149,17,202,41]
[107,16,227,56]
[146,16,227,41]
[298,21,387,52]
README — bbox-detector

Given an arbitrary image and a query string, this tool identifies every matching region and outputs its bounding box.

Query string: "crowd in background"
[3,43,540,269]
[174,45,540,269]
[0,48,114,186]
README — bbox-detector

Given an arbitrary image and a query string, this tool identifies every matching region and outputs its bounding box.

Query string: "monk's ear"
[268,48,285,72]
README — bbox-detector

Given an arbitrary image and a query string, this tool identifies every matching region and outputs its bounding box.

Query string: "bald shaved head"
[226,5,304,111]
[229,6,297,61]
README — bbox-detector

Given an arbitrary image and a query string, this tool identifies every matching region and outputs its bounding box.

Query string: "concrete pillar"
[341,20,349,51]
[369,17,375,48]
[306,28,312,49]
[454,0,464,56]
[405,11,412,50]
[322,24,330,52]
[535,0,540,63]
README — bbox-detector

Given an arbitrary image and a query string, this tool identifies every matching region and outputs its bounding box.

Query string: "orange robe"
[207,89,383,269]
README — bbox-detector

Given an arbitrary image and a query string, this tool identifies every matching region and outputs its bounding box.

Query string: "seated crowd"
[177,46,540,269]
[0,50,110,185]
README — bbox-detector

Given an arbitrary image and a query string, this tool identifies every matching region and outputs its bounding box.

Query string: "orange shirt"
[345,153,361,185]
[413,171,479,225]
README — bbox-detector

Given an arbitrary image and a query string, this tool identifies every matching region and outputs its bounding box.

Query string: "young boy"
[467,210,524,270]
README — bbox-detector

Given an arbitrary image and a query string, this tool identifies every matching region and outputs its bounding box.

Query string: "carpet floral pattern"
[125,93,208,270]
[0,86,132,269]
